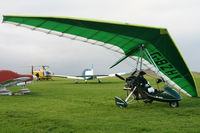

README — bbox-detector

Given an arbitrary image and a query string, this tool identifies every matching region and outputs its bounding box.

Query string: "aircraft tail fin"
[91,64,94,74]
[91,64,94,70]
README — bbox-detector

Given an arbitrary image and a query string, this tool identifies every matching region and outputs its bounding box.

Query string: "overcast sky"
[0,0,200,75]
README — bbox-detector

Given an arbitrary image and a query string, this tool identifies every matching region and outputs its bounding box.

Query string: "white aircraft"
[54,65,129,83]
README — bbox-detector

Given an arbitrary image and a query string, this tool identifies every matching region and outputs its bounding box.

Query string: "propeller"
[115,74,125,81]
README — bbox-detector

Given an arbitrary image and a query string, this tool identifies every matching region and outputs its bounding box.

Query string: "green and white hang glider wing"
[2,15,197,97]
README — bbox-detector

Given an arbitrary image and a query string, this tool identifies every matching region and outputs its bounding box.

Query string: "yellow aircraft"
[31,65,53,80]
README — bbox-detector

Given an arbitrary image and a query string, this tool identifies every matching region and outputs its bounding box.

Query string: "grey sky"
[0,0,200,74]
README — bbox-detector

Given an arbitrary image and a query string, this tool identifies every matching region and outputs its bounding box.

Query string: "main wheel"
[169,101,179,108]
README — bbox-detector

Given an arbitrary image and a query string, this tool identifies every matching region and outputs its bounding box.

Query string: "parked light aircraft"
[31,65,53,80]
[55,64,129,83]
[0,70,33,95]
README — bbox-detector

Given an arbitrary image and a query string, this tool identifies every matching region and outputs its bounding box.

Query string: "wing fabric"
[2,15,197,96]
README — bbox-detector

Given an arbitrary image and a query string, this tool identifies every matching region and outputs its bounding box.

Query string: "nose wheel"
[115,96,128,108]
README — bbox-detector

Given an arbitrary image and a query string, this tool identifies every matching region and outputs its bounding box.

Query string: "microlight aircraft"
[2,15,197,99]
[115,45,182,107]
[55,64,129,83]
[0,70,33,95]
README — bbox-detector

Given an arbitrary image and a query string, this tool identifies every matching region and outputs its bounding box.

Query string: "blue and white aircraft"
[55,65,129,84]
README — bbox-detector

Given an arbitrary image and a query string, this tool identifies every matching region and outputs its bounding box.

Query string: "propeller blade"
[115,74,125,81]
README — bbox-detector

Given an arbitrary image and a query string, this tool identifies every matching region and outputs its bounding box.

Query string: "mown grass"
[0,74,200,133]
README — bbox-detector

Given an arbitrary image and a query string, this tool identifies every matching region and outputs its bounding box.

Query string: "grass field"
[0,74,200,133]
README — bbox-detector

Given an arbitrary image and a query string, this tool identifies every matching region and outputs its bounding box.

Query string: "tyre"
[169,101,179,108]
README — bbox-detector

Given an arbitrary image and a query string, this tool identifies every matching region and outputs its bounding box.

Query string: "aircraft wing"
[97,72,130,79]
[54,73,129,80]
[53,75,84,80]
[2,15,197,97]
[0,77,31,88]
